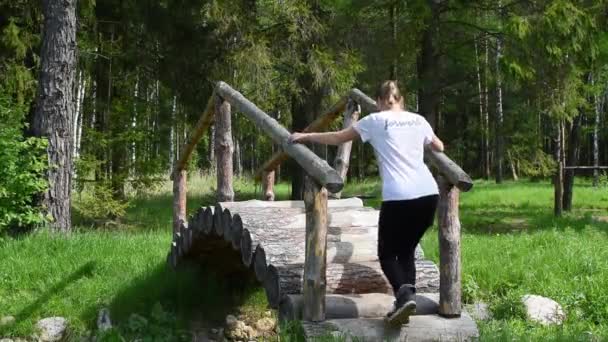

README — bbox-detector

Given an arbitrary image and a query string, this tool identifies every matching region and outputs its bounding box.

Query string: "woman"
[289,80,444,326]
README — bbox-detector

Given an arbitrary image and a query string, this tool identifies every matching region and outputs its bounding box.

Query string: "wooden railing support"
[255,97,348,181]
[303,175,328,321]
[330,100,360,199]
[172,169,187,233]
[262,170,275,201]
[215,94,234,202]
[437,176,462,317]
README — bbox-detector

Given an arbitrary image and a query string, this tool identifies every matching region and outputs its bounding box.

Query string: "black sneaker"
[386,284,416,326]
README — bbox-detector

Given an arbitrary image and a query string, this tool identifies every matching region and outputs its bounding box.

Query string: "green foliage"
[0,90,47,232]
[73,182,130,225]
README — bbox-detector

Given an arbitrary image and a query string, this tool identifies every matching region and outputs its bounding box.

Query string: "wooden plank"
[437,177,461,317]
[215,81,344,193]
[174,95,215,174]
[331,100,360,199]
[349,88,473,192]
[254,97,348,180]
[303,176,329,322]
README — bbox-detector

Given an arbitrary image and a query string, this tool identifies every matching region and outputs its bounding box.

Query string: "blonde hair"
[376,80,404,108]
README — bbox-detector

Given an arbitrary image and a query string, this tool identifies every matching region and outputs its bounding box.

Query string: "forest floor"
[1,176,608,341]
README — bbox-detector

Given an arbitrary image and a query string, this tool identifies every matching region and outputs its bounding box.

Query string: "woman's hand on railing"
[288,132,309,144]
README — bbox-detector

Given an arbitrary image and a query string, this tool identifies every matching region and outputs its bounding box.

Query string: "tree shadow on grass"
[81,253,261,336]
[13,261,96,322]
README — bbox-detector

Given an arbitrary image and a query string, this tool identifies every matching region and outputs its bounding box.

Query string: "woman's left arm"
[289,126,360,146]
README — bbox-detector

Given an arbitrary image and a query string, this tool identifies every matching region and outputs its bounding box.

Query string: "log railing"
[172,81,340,322]
[172,81,473,321]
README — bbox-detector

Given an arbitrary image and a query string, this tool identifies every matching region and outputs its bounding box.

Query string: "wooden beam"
[215,81,344,193]
[215,94,234,201]
[254,97,348,180]
[349,89,473,192]
[174,95,215,175]
[330,100,360,199]
[437,177,461,318]
[303,175,328,322]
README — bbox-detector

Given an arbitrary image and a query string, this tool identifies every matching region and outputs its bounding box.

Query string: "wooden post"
[262,170,275,201]
[172,169,187,233]
[303,175,328,322]
[215,94,234,202]
[331,100,360,199]
[437,176,461,318]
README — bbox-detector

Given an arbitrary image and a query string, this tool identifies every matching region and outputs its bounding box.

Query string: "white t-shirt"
[353,110,439,201]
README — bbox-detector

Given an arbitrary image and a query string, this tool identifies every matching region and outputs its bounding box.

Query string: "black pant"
[378,195,439,294]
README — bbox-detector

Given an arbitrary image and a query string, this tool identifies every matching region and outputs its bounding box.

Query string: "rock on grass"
[36,317,68,342]
[522,295,565,325]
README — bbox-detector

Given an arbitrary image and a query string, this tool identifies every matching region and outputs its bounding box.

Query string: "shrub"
[0,89,47,232]
[73,182,130,226]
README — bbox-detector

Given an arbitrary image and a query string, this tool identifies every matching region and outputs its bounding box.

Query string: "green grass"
[1,176,608,340]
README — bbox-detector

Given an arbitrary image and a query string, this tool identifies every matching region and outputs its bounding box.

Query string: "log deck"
[167,199,439,308]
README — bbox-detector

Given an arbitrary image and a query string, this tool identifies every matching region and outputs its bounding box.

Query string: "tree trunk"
[209,125,216,172]
[593,75,601,187]
[389,1,398,80]
[73,70,85,160]
[214,95,234,202]
[495,32,504,184]
[483,35,491,179]
[508,151,518,181]
[563,114,582,211]
[417,0,441,129]
[475,38,489,180]
[554,120,564,217]
[235,138,242,177]
[32,0,77,232]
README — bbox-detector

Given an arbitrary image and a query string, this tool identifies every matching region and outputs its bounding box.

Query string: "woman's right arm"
[429,135,444,152]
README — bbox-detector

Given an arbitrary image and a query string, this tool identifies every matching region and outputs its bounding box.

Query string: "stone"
[254,317,275,333]
[210,328,219,335]
[0,338,14,342]
[225,315,258,341]
[97,308,112,332]
[466,302,491,321]
[36,317,68,342]
[0,316,15,327]
[522,295,565,325]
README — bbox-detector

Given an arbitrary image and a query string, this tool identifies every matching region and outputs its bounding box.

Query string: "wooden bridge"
[166,82,478,341]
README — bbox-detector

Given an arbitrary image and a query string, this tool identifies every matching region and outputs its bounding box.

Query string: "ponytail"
[376,80,404,108]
